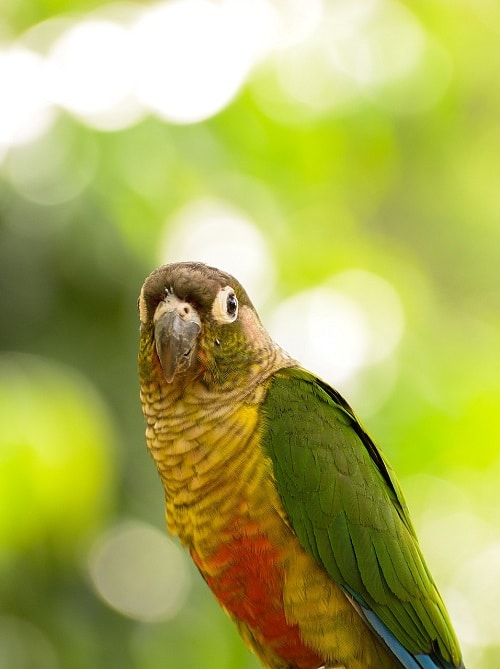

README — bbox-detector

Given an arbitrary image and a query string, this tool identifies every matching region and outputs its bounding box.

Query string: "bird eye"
[226,292,238,317]
[212,286,239,323]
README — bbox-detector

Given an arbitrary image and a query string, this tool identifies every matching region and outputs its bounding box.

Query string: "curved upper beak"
[153,296,201,383]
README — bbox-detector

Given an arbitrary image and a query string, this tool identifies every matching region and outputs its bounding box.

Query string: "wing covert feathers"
[260,367,462,669]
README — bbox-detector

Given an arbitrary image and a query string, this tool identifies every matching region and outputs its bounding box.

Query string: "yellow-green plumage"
[137,262,464,669]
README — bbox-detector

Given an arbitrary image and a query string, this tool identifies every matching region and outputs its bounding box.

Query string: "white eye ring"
[212,286,238,323]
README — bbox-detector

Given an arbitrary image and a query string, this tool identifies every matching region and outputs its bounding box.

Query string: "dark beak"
[154,302,201,383]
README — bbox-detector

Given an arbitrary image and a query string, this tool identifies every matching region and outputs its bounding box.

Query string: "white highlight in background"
[268,270,404,385]
[88,521,191,622]
[132,0,268,124]
[47,18,143,130]
[0,47,55,152]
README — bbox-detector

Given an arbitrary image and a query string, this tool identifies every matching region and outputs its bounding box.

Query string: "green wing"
[260,367,461,667]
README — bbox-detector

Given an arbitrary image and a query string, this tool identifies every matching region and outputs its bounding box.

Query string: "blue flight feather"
[345,591,464,669]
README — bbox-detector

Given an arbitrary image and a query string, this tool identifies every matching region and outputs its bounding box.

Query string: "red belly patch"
[191,527,323,669]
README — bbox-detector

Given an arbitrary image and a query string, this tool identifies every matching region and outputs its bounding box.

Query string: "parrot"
[137,261,465,669]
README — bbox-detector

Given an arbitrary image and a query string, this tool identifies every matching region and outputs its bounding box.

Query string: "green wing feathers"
[260,367,461,666]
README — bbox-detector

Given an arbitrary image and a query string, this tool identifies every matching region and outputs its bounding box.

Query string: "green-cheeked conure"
[137,262,464,669]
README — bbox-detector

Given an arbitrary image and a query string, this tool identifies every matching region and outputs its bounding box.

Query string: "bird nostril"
[178,305,191,317]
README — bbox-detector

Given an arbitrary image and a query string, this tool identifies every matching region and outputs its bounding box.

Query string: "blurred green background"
[0,1,499,667]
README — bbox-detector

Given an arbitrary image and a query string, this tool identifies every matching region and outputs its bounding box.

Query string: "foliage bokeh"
[1,1,499,668]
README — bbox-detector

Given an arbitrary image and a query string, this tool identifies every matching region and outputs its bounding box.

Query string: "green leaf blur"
[0,2,498,668]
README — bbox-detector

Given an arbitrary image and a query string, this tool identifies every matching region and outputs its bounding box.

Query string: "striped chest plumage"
[140,371,325,668]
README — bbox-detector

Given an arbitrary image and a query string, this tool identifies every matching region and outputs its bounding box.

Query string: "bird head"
[138,262,275,390]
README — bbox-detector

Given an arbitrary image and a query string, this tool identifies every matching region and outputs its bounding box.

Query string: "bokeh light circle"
[132,0,256,124]
[268,270,404,386]
[88,520,191,622]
